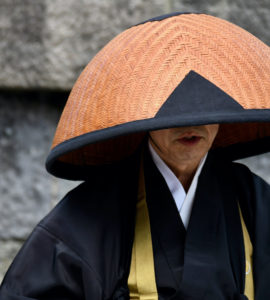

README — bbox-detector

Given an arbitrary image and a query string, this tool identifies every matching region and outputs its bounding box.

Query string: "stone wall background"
[0,0,270,283]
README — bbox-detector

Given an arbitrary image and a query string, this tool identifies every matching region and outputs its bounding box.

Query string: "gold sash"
[239,207,254,299]
[128,163,254,300]
[128,162,158,299]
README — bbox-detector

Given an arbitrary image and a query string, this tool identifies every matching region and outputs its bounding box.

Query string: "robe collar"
[148,140,207,228]
[144,149,247,299]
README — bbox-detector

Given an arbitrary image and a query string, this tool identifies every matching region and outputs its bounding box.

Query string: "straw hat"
[46,12,270,180]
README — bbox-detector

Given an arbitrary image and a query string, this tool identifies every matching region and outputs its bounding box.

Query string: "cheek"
[150,131,170,149]
[149,132,161,147]
[211,126,219,140]
[206,125,219,146]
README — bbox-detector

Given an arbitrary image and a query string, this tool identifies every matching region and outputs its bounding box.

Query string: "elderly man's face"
[149,125,219,168]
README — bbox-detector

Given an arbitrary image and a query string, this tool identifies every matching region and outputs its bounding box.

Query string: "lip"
[177,132,202,146]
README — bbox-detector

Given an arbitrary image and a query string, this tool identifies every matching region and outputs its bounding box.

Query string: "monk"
[1,12,270,300]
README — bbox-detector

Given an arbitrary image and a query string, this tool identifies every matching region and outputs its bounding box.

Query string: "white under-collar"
[148,141,207,229]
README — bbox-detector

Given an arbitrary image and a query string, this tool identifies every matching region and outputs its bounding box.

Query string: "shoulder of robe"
[0,223,104,299]
[232,161,270,300]
[230,160,270,244]
[211,154,270,193]
[0,155,140,299]
[40,159,138,261]
[201,154,270,298]
[230,160,270,196]
[33,154,139,281]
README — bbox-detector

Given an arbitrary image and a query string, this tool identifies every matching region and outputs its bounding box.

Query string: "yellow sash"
[128,165,254,300]
[239,206,254,299]
[128,162,158,299]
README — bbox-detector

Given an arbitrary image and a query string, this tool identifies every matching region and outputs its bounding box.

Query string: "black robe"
[1,151,270,299]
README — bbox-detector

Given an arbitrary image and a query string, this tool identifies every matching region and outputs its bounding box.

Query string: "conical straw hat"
[46,12,270,180]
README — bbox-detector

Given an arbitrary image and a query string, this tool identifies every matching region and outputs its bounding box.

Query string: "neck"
[166,160,200,192]
[148,138,203,192]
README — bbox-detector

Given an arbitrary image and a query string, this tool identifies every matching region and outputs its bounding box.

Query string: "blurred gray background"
[0,0,270,282]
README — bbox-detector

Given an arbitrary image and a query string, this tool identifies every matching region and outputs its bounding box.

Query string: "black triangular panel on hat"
[156,71,244,119]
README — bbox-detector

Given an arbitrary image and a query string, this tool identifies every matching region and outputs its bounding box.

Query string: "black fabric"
[0,155,140,300]
[156,71,244,118]
[144,150,246,299]
[134,12,196,27]
[1,153,270,299]
[232,163,270,300]
[144,150,186,296]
